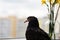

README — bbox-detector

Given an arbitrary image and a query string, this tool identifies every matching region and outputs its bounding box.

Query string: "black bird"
[24,16,51,40]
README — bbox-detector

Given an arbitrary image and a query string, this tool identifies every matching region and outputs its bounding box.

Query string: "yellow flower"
[56,0,60,4]
[41,0,46,4]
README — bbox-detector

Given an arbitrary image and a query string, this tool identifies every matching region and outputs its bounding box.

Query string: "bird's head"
[24,16,39,28]
[24,16,38,23]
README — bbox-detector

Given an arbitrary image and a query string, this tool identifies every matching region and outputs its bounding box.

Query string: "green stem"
[49,0,55,40]
[54,33,56,40]
[55,5,60,22]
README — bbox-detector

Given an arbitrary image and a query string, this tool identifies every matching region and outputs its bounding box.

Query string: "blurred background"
[0,0,60,40]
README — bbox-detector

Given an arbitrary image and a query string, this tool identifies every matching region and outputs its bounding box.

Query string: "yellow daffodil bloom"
[41,0,46,4]
[56,0,60,4]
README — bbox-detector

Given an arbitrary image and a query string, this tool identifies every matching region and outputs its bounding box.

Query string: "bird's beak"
[24,20,28,23]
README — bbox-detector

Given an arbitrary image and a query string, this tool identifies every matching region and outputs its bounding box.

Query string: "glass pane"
[0,18,11,38]
[0,0,60,39]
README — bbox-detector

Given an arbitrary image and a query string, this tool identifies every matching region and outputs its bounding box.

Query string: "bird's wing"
[26,28,47,40]
[38,28,51,40]
[26,29,40,40]
[26,28,51,40]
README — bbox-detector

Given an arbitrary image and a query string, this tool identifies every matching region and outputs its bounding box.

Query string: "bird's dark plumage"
[25,16,51,40]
